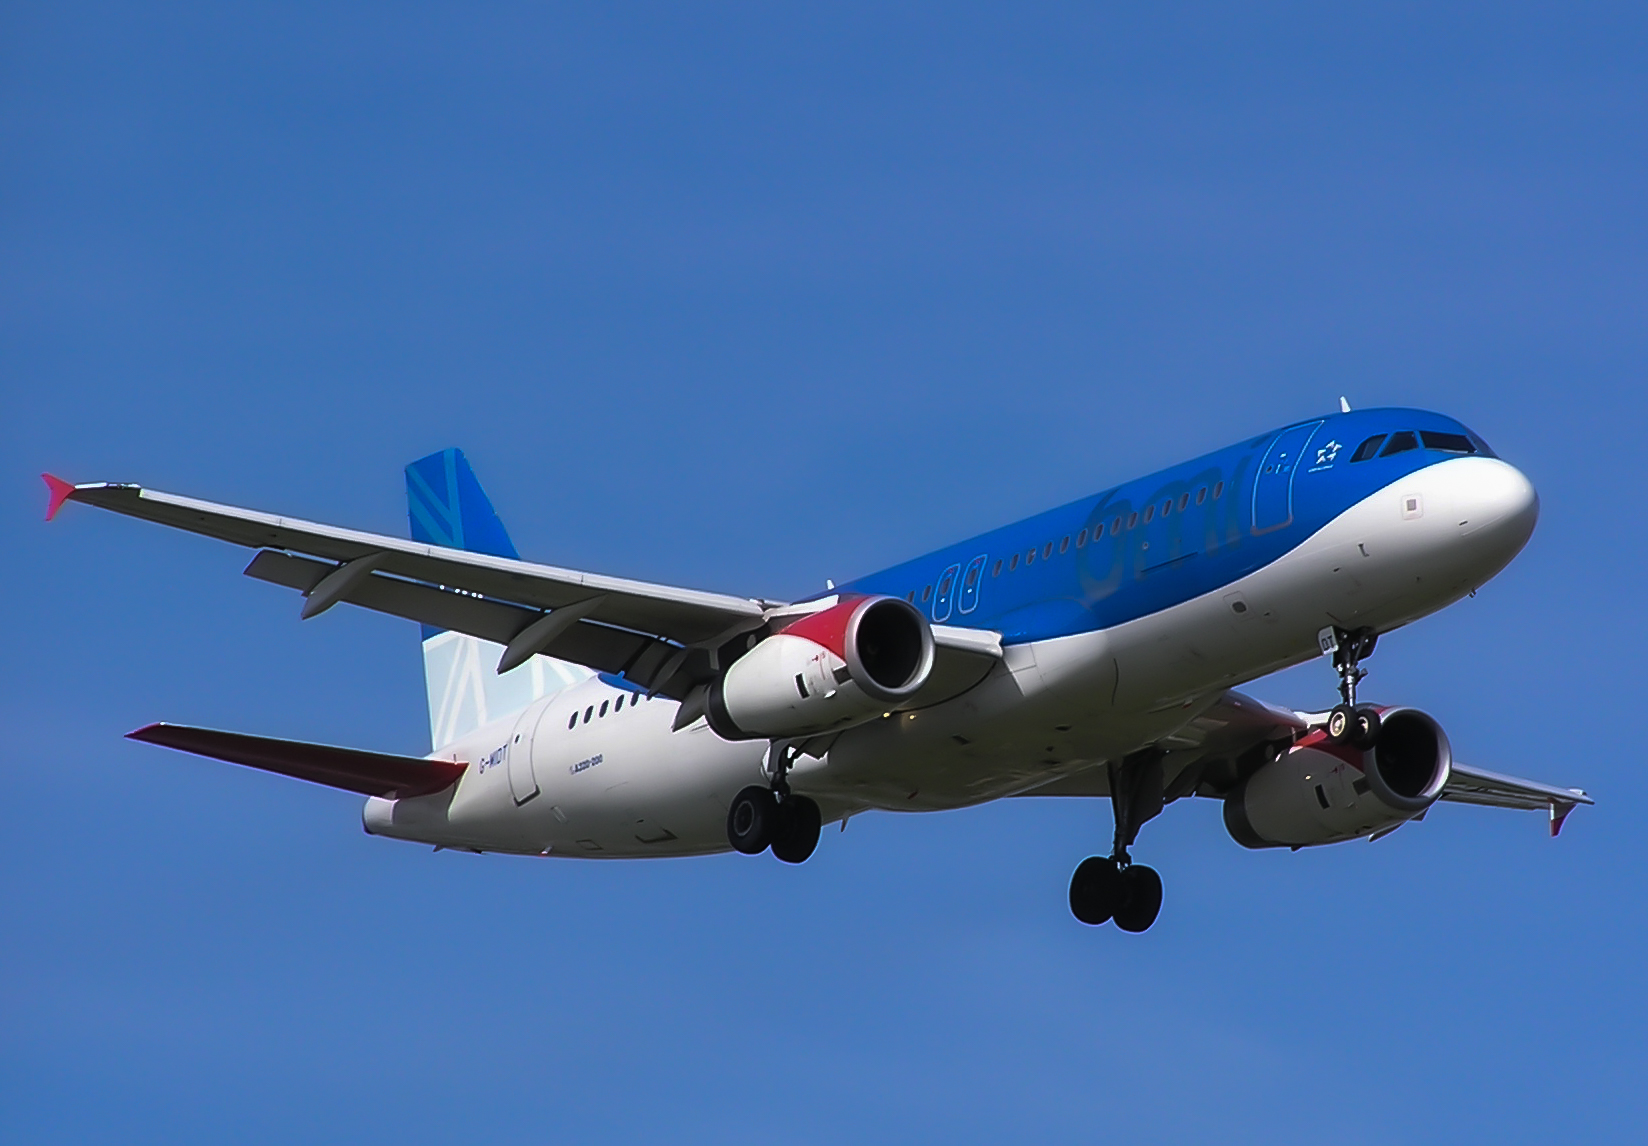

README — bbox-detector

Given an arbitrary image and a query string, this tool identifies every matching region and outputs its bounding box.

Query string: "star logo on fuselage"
[1315,440,1342,466]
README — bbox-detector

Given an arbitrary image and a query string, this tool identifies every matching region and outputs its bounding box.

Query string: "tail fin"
[406,449,590,751]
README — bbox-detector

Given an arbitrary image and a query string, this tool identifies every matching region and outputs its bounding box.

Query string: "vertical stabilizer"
[406,449,591,751]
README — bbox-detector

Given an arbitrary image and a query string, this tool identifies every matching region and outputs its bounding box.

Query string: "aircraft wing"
[47,477,1000,701]
[1439,762,1594,835]
[1019,690,1593,833]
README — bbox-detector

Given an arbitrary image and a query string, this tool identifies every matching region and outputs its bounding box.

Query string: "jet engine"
[1224,707,1452,849]
[706,596,935,740]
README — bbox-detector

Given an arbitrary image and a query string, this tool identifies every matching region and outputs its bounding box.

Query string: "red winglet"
[42,473,77,521]
[1551,800,1576,837]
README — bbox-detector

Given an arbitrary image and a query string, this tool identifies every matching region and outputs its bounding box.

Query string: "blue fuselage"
[839,407,1497,643]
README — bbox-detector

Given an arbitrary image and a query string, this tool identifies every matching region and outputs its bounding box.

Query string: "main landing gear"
[726,740,822,864]
[1323,626,1382,750]
[1069,751,1166,933]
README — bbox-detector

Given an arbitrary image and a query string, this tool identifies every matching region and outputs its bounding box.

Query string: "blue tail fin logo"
[405,449,590,751]
[405,448,520,560]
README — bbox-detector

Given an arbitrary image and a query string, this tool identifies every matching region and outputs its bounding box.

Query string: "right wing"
[49,477,1000,704]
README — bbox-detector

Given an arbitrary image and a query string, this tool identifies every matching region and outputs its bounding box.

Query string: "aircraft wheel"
[1112,865,1163,933]
[771,795,822,864]
[727,786,778,855]
[1068,856,1120,925]
[1326,704,1355,744]
[1349,706,1382,750]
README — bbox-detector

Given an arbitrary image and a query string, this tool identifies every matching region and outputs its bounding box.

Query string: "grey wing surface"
[1019,690,1593,833]
[55,480,1001,703]
[1440,762,1593,835]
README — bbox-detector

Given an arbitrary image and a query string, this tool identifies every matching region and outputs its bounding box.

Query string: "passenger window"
[1026,549,1036,565]
[600,700,609,718]
[1161,499,1172,516]
[584,706,593,724]
[1009,553,1019,571]
[1110,516,1122,535]
[1076,529,1087,548]
[906,590,915,602]
[921,584,933,602]
[1350,435,1386,462]
[1144,506,1154,523]
[992,559,1002,577]
[1178,493,1189,511]
[1421,430,1476,454]
[1060,536,1069,554]
[1380,431,1419,457]
[569,713,578,729]
[1127,512,1138,529]
[1213,482,1224,499]
[1196,487,1207,504]
[1042,542,1053,560]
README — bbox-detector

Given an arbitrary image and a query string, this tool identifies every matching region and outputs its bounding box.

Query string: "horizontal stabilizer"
[127,723,466,798]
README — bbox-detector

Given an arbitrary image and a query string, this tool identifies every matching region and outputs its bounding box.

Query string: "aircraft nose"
[1457,457,1539,546]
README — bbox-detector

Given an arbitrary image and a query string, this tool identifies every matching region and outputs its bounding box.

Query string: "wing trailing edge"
[127,723,466,798]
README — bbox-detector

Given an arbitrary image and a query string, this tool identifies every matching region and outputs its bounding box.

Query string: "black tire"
[1068,856,1120,926]
[1350,706,1382,750]
[1326,704,1354,744]
[1112,865,1164,933]
[727,786,778,855]
[771,795,822,864]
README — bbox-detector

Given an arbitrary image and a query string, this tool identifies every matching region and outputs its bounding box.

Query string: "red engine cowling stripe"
[776,597,864,660]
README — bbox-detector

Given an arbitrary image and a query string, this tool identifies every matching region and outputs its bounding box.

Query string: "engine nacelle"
[706,596,935,740]
[1224,708,1452,849]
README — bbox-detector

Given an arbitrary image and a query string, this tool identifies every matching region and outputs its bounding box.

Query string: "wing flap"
[243,550,700,697]
[127,723,466,798]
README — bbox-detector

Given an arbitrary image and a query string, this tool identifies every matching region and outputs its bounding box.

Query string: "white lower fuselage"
[365,457,1537,858]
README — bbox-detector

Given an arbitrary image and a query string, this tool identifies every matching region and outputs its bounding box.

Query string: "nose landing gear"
[1324,627,1383,749]
[726,740,822,864]
[1068,751,1166,933]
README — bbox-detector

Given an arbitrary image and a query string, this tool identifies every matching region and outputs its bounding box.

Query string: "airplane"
[43,404,1591,933]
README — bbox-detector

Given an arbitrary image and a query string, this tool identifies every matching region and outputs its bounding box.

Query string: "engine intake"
[706,596,935,740]
[1224,707,1452,849]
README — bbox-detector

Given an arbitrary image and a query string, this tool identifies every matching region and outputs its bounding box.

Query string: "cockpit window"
[1420,430,1476,455]
[1350,435,1386,462]
[1380,431,1419,457]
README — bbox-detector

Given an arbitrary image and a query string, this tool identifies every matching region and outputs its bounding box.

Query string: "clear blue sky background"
[4,4,1645,1143]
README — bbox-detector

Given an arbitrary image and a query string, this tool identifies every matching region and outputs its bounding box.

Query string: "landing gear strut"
[726,740,822,864]
[1324,627,1382,749]
[1068,751,1165,932]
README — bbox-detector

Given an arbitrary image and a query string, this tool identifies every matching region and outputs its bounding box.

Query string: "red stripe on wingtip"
[42,473,76,521]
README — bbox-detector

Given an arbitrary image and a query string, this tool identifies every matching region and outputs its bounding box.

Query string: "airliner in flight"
[45,405,1589,932]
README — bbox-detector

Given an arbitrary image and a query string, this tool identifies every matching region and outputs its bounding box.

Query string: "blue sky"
[5,4,1646,1142]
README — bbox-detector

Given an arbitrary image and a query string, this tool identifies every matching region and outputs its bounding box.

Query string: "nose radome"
[1456,457,1539,543]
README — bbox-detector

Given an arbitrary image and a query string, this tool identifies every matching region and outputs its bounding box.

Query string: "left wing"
[1440,762,1593,836]
[1020,689,1593,833]
[46,476,1000,704]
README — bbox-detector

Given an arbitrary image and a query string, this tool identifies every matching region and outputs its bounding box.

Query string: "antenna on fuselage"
[1339,396,1352,413]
